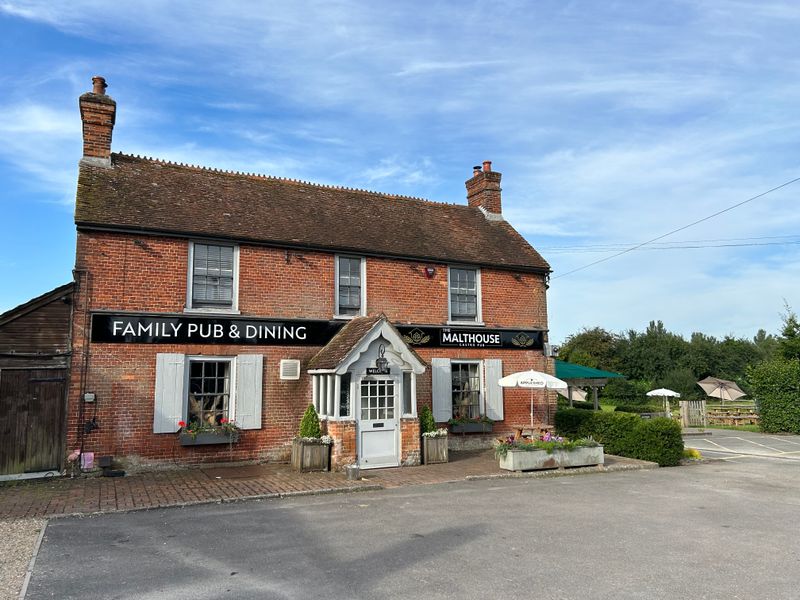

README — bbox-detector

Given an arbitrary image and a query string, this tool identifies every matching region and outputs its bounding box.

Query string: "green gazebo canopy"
[554,360,624,410]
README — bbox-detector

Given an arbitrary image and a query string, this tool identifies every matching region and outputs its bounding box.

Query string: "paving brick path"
[0,450,651,520]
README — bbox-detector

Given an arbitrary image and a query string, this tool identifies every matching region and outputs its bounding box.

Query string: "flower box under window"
[179,431,240,446]
[450,421,492,434]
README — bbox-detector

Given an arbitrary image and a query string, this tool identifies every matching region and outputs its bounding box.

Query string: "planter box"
[499,445,604,472]
[291,438,331,472]
[450,422,492,434]
[422,436,449,464]
[179,431,239,446]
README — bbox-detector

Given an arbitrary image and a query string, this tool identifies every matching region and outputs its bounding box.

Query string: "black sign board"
[366,367,391,375]
[91,313,345,346]
[90,313,545,350]
[395,325,544,350]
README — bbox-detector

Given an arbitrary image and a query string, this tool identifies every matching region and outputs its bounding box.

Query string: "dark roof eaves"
[0,282,74,326]
[74,222,552,274]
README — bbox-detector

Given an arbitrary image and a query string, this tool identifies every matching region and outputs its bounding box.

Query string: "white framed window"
[448,266,482,324]
[187,357,234,426]
[451,361,483,419]
[335,255,366,318]
[186,241,239,312]
[431,358,503,423]
[153,353,263,433]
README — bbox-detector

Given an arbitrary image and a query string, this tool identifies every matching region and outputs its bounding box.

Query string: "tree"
[559,327,621,371]
[778,305,800,361]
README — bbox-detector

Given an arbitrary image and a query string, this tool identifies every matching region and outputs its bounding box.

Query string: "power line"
[541,233,800,250]
[545,239,800,254]
[551,176,800,279]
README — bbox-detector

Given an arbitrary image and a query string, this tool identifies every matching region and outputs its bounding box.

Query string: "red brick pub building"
[68,77,554,470]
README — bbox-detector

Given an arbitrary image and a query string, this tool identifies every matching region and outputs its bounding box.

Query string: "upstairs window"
[336,255,364,317]
[449,267,479,322]
[189,242,237,310]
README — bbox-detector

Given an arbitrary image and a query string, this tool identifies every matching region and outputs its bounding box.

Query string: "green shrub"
[299,405,322,438]
[747,358,800,433]
[614,404,664,414]
[627,418,684,466]
[554,410,684,466]
[554,409,593,437]
[418,405,436,434]
[578,411,640,456]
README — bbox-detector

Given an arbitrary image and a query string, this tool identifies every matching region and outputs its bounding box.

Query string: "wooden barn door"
[0,369,66,475]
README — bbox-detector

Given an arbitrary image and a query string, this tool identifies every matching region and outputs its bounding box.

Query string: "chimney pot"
[92,76,107,95]
[482,160,492,172]
[473,165,481,176]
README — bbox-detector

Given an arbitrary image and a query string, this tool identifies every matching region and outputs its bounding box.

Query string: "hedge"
[748,358,800,433]
[554,409,684,466]
[614,404,665,414]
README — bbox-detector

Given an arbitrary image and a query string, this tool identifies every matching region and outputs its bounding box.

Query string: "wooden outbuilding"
[0,283,73,478]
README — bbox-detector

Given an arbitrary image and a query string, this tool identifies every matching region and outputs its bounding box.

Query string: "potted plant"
[419,406,448,464]
[495,432,603,472]
[449,415,494,434]
[291,405,332,472]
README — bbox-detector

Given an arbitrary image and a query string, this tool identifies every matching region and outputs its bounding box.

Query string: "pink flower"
[178,420,186,428]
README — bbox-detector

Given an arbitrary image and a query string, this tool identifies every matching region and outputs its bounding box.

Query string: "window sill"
[446,320,485,327]
[184,307,241,315]
[333,314,364,321]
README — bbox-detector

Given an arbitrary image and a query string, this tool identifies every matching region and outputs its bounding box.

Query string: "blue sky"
[1,1,799,343]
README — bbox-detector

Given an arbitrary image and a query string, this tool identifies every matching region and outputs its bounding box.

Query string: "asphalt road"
[684,430,800,462]
[26,454,800,600]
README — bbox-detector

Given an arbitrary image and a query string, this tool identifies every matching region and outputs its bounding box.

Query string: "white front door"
[358,377,400,469]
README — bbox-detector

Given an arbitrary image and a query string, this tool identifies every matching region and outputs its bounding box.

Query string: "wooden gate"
[679,399,707,429]
[0,369,66,475]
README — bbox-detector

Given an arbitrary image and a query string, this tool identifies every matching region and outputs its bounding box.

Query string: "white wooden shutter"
[431,357,452,423]
[236,354,263,430]
[153,353,186,433]
[484,359,504,421]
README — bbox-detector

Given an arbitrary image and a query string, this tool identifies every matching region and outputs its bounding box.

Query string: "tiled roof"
[307,315,425,371]
[75,153,550,272]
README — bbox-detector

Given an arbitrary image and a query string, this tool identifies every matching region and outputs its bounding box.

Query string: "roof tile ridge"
[113,151,470,209]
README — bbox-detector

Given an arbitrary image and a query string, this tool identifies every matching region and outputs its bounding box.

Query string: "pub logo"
[402,327,430,346]
[511,332,535,348]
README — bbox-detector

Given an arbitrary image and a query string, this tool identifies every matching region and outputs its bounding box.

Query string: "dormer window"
[335,255,365,318]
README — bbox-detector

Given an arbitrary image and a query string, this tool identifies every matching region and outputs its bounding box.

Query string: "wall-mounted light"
[424,267,436,279]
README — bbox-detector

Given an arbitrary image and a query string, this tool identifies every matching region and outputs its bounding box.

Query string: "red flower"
[220,418,229,424]
[178,420,186,428]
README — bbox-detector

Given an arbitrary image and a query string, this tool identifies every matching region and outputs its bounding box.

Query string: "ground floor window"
[452,362,481,419]
[188,359,232,426]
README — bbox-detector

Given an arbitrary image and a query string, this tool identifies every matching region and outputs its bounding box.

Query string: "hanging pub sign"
[91,313,345,346]
[396,325,544,350]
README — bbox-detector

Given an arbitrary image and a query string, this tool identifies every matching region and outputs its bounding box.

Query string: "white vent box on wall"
[279,359,301,380]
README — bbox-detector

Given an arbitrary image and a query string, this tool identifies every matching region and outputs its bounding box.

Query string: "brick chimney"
[466,160,502,216]
[79,76,116,167]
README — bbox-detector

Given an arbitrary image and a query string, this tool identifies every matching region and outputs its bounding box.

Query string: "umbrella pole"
[530,388,534,428]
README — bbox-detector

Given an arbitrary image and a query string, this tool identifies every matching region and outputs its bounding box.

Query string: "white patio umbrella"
[697,376,746,405]
[646,388,681,414]
[557,386,588,403]
[498,370,568,427]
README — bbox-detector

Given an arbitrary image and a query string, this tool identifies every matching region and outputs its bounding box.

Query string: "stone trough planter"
[498,445,604,472]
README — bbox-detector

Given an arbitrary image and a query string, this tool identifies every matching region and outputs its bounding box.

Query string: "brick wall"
[69,230,550,467]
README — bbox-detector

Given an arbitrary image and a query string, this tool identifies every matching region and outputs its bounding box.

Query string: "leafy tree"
[778,305,800,361]
[559,327,621,371]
